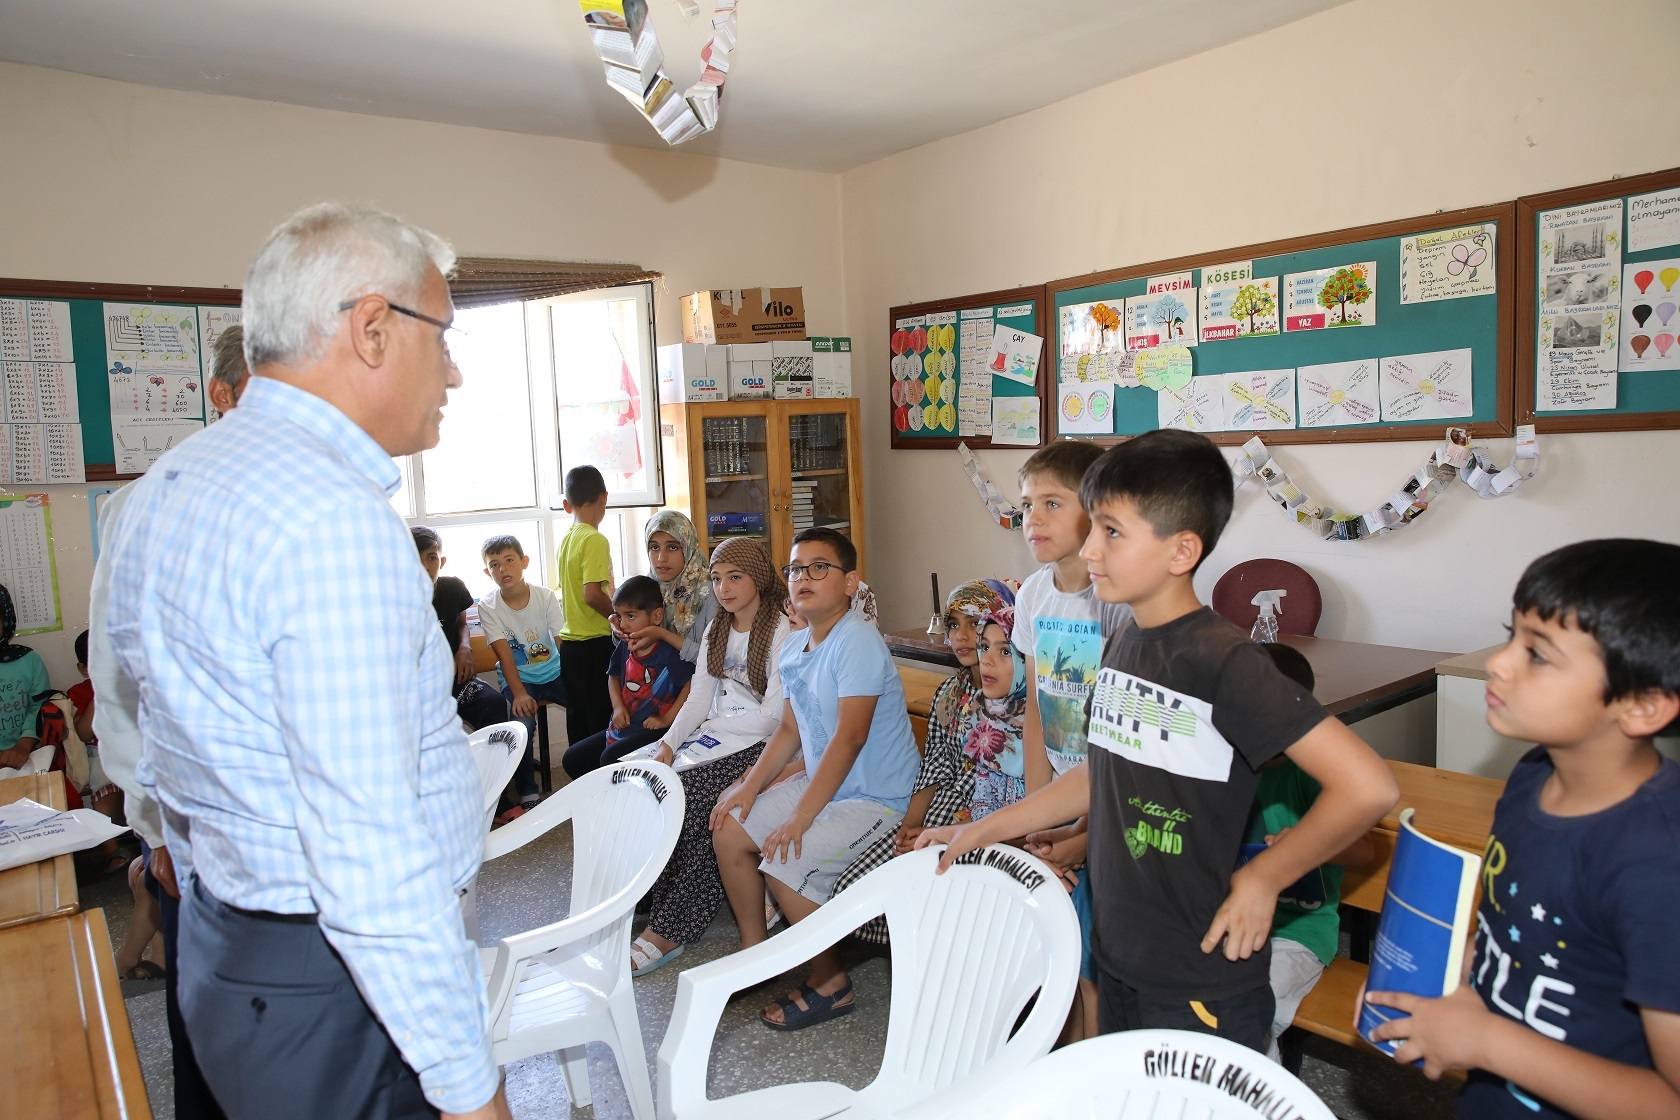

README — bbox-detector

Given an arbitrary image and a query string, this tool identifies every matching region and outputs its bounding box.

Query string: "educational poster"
[991,396,1040,446]
[104,303,200,373]
[1536,200,1622,410]
[1221,369,1296,430]
[1200,276,1279,341]
[1379,349,1473,421]
[1628,187,1680,252]
[112,419,204,475]
[1126,289,1197,349]
[1058,299,1126,357]
[1058,381,1115,435]
[1060,349,1139,387]
[1399,224,1496,304]
[1298,359,1380,427]
[199,305,242,423]
[0,494,61,634]
[890,316,926,436]
[986,325,1042,388]
[1283,262,1377,332]
[3,362,78,424]
[1157,376,1223,432]
[958,306,995,436]
[1134,344,1192,392]
[0,300,73,363]
[1620,260,1680,372]
[108,371,203,418]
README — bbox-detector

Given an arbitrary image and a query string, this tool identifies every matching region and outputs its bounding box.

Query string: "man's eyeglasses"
[337,296,464,358]
[781,561,852,582]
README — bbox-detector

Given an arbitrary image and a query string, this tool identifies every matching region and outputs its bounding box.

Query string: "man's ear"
[207,379,239,416]
[345,295,393,369]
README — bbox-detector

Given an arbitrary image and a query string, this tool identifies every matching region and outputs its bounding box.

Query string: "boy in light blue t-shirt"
[713,529,919,1033]
[478,533,566,807]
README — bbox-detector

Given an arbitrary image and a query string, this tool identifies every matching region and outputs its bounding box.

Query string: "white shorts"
[735,775,899,904]
[1266,936,1327,1060]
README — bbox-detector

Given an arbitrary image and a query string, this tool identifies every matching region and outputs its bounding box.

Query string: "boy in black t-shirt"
[412,526,509,731]
[922,429,1397,1050]
[1366,540,1680,1120]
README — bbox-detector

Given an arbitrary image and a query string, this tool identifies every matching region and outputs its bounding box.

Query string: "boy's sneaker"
[521,793,541,810]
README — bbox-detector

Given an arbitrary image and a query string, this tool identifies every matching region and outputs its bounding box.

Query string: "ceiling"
[0,0,1349,173]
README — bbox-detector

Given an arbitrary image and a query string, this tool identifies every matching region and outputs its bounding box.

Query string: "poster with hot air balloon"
[1620,258,1680,372]
[1536,201,1622,411]
[1399,224,1497,304]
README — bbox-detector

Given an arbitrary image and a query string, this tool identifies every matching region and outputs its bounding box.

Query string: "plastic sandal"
[122,960,167,981]
[630,935,684,977]
[760,981,854,1031]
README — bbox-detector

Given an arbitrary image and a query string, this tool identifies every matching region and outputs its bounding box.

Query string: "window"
[395,283,662,590]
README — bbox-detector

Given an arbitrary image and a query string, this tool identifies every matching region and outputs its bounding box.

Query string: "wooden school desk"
[0,772,80,929]
[0,909,153,1119]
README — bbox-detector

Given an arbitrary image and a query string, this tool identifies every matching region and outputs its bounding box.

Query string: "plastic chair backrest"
[871,845,1080,1095]
[468,721,528,818]
[929,1029,1337,1119]
[1210,559,1323,636]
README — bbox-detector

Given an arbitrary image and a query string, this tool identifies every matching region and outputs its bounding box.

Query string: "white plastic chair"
[469,720,529,822]
[479,760,684,1120]
[910,1029,1338,1120]
[657,843,1079,1120]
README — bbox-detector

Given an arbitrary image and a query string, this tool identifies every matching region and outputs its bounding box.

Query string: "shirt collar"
[238,376,402,496]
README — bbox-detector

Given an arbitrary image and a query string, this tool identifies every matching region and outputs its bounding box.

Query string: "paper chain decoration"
[1232,424,1539,541]
[958,442,1023,530]
[580,0,738,145]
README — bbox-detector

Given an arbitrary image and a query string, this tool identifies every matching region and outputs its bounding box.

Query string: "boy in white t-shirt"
[477,533,566,807]
[1009,439,1127,1042]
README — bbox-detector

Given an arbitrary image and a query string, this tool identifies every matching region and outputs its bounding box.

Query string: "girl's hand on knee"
[710,781,757,830]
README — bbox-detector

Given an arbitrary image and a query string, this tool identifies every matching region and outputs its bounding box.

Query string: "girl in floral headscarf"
[962,607,1029,820]
[619,511,717,664]
[0,584,49,774]
[828,576,1015,945]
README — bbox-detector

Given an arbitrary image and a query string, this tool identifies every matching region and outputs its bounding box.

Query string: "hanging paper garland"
[1231,424,1539,541]
[579,0,739,145]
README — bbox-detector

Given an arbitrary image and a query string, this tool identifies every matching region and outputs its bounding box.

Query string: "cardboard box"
[681,287,806,344]
[727,342,773,399]
[656,342,729,403]
[770,339,814,400]
[810,337,852,398]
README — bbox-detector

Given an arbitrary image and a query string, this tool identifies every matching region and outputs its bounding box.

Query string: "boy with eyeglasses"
[711,527,920,1031]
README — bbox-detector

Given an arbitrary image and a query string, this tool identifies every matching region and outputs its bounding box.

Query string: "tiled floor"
[94,806,1458,1119]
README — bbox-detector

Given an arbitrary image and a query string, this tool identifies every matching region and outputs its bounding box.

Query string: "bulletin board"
[1516,166,1680,433]
[887,285,1047,450]
[0,278,241,481]
[1046,203,1516,446]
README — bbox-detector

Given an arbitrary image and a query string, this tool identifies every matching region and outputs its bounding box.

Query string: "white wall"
[0,61,843,685]
[840,0,1680,654]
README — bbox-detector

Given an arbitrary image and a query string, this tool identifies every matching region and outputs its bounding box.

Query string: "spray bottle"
[1250,589,1286,643]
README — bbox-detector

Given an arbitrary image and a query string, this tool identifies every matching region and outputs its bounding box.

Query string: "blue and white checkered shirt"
[104,376,497,1112]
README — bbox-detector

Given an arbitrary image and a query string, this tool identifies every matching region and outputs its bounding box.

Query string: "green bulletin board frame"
[1516,166,1680,433]
[0,278,241,480]
[888,285,1047,450]
[1046,203,1516,446]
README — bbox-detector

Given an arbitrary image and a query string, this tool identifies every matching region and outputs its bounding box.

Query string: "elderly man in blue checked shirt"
[102,203,510,1120]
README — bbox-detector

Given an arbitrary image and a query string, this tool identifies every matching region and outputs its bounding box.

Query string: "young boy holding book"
[1366,539,1680,1120]
[556,465,615,745]
[924,429,1397,1050]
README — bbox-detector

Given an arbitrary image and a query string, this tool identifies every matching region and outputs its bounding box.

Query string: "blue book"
[1357,808,1481,1055]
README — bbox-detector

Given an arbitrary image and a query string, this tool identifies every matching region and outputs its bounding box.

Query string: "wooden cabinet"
[660,398,866,577]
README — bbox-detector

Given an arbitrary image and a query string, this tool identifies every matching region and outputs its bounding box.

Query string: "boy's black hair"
[1019,439,1106,491]
[564,465,608,506]
[1078,429,1234,573]
[410,525,442,553]
[481,534,524,560]
[791,527,857,573]
[612,575,665,615]
[1260,642,1315,693]
[74,629,89,666]
[1514,539,1680,733]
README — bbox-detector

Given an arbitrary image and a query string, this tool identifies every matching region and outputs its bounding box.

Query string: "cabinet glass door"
[700,413,771,554]
[786,410,853,546]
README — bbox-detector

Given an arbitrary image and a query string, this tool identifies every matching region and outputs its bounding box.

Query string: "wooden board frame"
[1044,203,1517,446]
[887,284,1048,450]
[1515,166,1680,434]
[0,277,241,481]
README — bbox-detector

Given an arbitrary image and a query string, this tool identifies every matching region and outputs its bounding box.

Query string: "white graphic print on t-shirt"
[1088,667,1233,782]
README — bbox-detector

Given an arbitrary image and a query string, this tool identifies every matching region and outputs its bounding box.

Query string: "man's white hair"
[242,203,456,370]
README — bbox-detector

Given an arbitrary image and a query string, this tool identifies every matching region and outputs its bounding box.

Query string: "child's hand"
[0,743,31,769]
[454,647,476,685]
[1201,863,1279,961]
[710,781,757,830]
[652,742,675,767]
[894,824,925,854]
[762,808,814,864]
[642,712,671,731]
[1264,826,1291,846]
[782,600,807,631]
[610,707,630,731]
[1364,984,1492,1080]
[915,822,988,872]
[1023,827,1088,874]
[511,693,537,720]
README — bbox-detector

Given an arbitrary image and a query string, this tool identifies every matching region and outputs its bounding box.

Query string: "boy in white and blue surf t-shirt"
[1365,540,1680,1120]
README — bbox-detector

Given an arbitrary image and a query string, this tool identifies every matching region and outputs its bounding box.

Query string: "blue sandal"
[760,981,854,1031]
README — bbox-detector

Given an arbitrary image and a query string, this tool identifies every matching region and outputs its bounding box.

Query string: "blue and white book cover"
[1358,808,1481,1055]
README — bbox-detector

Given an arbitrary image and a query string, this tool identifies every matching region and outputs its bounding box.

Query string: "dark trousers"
[558,636,614,747]
[1097,969,1274,1054]
[500,677,568,798]
[146,866,226,1120]
[179,880,437,1120]
[453,676,510,732]
[561,724,665,778]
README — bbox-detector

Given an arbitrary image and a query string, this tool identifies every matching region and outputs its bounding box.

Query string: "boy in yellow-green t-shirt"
[557,465,615,746]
